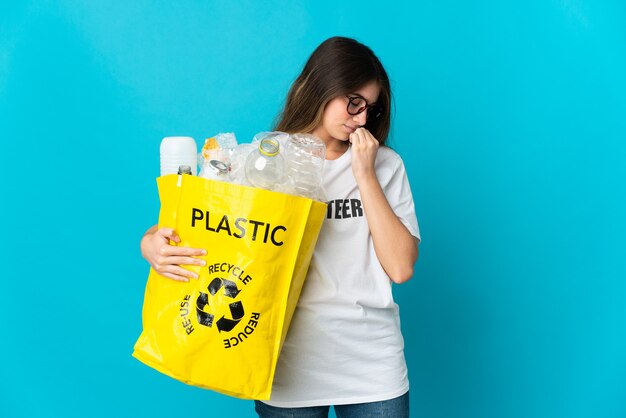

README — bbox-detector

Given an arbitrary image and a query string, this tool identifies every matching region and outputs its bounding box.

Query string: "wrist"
[354,170,378,187]
[140,232,154,257]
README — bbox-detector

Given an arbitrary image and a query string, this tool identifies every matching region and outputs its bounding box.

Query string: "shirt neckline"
[325,144,351,165]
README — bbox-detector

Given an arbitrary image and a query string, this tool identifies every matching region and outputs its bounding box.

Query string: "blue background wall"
[1,1,625,417]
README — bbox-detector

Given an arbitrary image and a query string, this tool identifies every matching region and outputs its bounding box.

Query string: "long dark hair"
[275,37,392,145]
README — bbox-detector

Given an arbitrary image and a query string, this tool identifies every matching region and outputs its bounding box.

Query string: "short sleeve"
[383,155,421,244]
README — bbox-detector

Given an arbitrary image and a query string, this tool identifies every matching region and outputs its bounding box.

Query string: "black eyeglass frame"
[345,95,383,120]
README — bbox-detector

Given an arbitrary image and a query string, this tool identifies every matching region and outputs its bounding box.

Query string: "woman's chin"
[334,132,350,141]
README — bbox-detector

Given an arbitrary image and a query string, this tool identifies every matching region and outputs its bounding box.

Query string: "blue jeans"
[254,391,409,418]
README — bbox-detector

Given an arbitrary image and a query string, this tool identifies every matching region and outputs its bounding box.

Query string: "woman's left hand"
[349,127,379,181]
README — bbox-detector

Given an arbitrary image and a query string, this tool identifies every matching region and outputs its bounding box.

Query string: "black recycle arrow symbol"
[196,277,244,330]
[217,301,245,332]
[196,291,214,327]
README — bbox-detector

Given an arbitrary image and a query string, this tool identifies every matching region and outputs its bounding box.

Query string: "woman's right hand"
[140,226,206,282]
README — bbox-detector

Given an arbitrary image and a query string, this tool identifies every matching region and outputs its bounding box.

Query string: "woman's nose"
[353,111,367,126]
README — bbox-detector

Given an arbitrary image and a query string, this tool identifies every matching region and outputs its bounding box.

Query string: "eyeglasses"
[346,95,383,120]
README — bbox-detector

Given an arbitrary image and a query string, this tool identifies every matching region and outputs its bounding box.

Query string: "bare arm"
[350,128,419,284]
[356,175,418,283]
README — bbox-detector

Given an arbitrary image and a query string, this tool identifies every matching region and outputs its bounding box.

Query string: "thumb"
[159,227,181,243]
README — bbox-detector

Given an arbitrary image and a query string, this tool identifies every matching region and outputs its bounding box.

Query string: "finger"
[364,129,379,145]
[158,227,181,243]
[360,128,372,140]
[164,255,206,267]
[350,131,363,146]
[160,271,191,282]
[355,128,368,142]
[160,245,207,257]
[357,128,378,149]
[160,264,199,279]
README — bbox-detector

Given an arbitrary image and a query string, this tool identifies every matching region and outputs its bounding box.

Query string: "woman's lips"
[344,124,357,134]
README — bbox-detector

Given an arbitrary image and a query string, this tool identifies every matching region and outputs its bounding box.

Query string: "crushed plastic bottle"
[229,143,256,186]
[283,133,326,200]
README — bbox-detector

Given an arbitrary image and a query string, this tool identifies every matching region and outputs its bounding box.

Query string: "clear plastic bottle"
[229,143,256,186]
[284,133,326,200]
[252,131,290,148]
[244,138,285,190]
[178,165,193,175]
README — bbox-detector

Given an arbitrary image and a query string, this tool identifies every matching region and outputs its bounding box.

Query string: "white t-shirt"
[264,145,421,407]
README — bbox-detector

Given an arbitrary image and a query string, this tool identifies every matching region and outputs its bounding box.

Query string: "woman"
[141,36,420,418]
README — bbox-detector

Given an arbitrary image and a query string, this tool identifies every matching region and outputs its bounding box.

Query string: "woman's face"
[312,80,381,147]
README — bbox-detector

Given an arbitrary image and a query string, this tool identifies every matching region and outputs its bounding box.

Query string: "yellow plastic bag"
[133,174,326,400]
